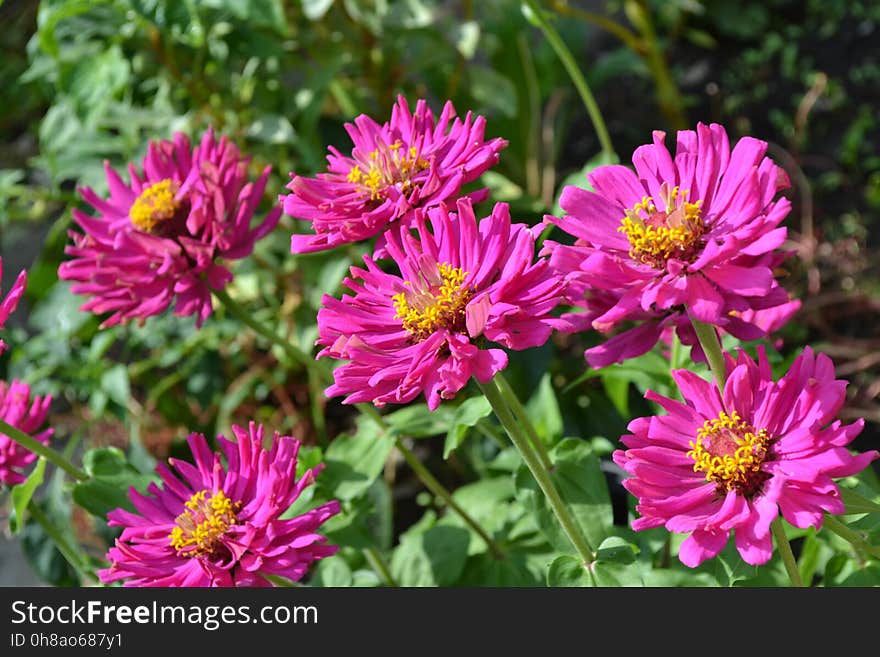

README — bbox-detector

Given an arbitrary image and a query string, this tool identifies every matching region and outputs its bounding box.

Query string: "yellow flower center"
[687,411,772,497]
[347,141,429,201]
[392,263,471,342]
[169,489,239,557]
[129,179,181,234]
[618,183,704,268]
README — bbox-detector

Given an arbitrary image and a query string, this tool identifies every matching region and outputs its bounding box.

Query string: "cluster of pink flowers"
[0,380,53,486]
[317,199,567,409]
[542,123,800,367]
[100,423,339,587]
[540,123,876,567]
[283,95,508,254]
[613,347,877,566]
[0,257,48,488]
[58,129,281,328]
[0,95,871,586]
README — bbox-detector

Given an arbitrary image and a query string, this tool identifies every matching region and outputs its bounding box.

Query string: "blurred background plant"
[1,0,878,587]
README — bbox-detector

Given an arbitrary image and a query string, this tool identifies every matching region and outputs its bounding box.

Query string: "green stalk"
[0,419,87,481]
[689,315,728,390]
[28,501,96,584]
[479,378,595,567]
[770,517,804,587]
[356,403,504,559]
[623,0,689,130]
[396,438,506,560]
[363,547,398,587]
[522,0,615,160]
[213,287,333,439]
[493,371,553,471]
[212,287,314,370]
[823,515,880,560]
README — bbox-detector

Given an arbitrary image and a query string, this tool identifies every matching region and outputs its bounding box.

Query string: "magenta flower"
[542,123,799,367]
[99,422,340,587]
[58,129,281,328]
[0,258,26,355]
[283,95,508,254]
[613,346,878,567]
[0,381,53,487]
[317,198,567,410]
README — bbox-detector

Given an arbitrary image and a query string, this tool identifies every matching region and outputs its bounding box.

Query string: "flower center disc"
[347,140,429,201]
[393,262,470,342]
[618,184,704,268]
[130,179,185,234]
[687,411,771,497]
[169,489,239,557]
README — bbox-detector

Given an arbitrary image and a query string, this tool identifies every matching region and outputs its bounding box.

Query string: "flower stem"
[823,515,880,560]
[212,286,314,371]
[0,419,87,481]
[363,547,398,587]
[213,286,333,439]
[493,371,553,471]
[770,517,804,587]
[522,0,615,161]
[356,403,506,560]
[689,315,728,390]
[27,500,96,584]
[478,378,596,566]
[397,436,506,560]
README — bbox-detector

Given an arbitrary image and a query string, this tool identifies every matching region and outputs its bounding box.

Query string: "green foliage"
[72,447,159,518]
[1,0,878,591]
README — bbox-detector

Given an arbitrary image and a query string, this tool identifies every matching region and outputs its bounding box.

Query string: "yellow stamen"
[686,411,771,496]
[169,489,239,557]
[347,141,430,201]
[617,185,704,268]
[393,263,470,342]
[129,179,181,234]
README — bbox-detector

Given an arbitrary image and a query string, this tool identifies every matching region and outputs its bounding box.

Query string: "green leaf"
[595,536,637,564]
[100,363,130,409]
[547,555,591,587]
[591,560,645,586]
[383,403,454,439]
[841,487,880,515]
[458,551,542,586]
[9,458,47,534]
[390,525,471,586]
[837,562,880,586]
[515,438,613,553]
[72,447,158,519]
[444,396,492,458]
[642,569,720,587]
[302,0,335,20]
[247,114,297,145]
[601,375,631,418]
[311,555,353,587]
[319,420,395,501]
[525,373,562,445]
[710,540,758,587]
[21,504,79,586]
[467,65,518,118]
[548,537,643,586]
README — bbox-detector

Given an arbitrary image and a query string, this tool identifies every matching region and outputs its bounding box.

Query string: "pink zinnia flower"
[99,422,340,587]
[0,380,53,486]
[0,257,26,354]
[283,95,508,254]
[59,128,281,328]
[613,346,878,567]
[317,198,567,410]
[542,123,799,367]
